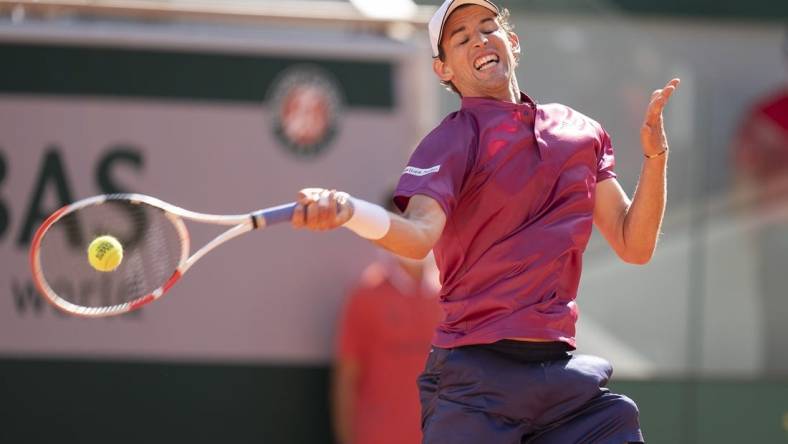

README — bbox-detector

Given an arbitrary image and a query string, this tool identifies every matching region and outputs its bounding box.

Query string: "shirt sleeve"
[596,127,617,182]
[394,112,478,218]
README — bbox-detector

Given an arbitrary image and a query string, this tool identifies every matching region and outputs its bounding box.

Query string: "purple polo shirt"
[394,92,616,349]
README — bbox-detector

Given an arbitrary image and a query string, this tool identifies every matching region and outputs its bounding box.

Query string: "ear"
[433,58,454,83]
[508,32,521,63]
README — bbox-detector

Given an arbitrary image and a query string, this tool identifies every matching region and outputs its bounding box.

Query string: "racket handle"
[256,203,296,227]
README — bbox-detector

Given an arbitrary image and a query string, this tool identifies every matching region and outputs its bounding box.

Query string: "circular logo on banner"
[267,65,343,158]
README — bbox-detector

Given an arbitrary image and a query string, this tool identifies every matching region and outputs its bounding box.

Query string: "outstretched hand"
[641,78,680,158]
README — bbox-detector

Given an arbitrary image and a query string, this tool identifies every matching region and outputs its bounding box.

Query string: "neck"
[504,77,521,103]
[463,77,521,104]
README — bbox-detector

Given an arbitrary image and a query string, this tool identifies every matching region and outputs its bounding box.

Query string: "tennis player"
[293,1,678,442]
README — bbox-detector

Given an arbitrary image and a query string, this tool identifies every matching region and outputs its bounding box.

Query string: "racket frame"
[29,193,293,318]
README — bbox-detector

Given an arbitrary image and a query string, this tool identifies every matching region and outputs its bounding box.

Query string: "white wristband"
[342,197,391,240]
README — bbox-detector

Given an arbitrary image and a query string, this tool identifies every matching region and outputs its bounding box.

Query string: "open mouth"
[474,54,500,71]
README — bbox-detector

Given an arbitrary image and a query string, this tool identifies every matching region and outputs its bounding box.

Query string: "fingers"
[292,191,310,228]
[327,190,338,226]
[306,193,320,228]
[640,78,680,154]
[293,188,319,228]
[659,79,678,104]
[335,191,351,219]
[292,187,347,231]
[644,78,680,126]
[292,204,304,228]
[657,78,680,103]
[316,189,333,230]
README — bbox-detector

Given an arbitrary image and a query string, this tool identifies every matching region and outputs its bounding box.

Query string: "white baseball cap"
[428,0,500,58]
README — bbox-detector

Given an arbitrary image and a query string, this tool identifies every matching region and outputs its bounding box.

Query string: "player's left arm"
[593,78,680,265]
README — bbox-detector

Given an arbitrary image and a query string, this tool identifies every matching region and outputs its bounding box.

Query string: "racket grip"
[257,203,296,227]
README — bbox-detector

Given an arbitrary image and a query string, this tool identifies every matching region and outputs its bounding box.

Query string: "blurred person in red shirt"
[733,88,788,205]
[331,198,442,444]
[731,32,788,372]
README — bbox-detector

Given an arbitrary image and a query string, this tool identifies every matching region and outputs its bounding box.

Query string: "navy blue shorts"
[418,341,644,444]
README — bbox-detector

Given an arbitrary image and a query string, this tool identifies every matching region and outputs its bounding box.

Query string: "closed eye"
[480,18,498,35]
[482,25,498,35]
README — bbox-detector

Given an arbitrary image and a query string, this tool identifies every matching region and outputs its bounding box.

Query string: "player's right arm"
[291,189,445,259]
[373,194,446,259]
[293,113,474,256]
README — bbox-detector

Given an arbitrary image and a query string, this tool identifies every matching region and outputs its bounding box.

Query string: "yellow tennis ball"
[87,235,123,272]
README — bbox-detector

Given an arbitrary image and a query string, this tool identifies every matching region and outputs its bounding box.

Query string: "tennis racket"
[29,193,295,318]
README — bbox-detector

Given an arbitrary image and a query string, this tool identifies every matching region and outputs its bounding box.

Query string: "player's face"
[434,6,520,99]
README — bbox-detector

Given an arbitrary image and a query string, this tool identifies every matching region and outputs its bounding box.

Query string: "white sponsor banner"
[0,39,426,364]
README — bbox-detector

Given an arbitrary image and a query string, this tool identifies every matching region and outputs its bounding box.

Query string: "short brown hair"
[437,7,515,96]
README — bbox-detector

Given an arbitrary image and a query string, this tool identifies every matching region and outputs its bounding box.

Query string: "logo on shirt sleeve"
[403,165,441,176]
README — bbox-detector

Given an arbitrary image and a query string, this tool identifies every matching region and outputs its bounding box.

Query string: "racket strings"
[37,201,184,308]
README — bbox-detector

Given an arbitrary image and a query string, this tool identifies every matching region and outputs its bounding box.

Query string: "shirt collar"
[460,91,537,110]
